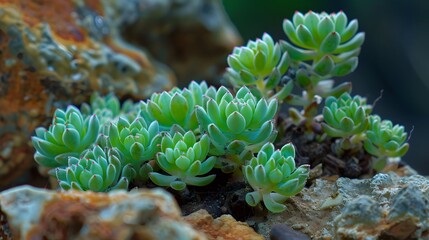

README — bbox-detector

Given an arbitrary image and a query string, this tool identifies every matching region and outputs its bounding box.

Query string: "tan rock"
[0,185,206,240]
[184,209,263,240]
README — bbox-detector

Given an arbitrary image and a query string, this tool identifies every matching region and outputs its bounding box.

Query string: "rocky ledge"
[1,166,427,240]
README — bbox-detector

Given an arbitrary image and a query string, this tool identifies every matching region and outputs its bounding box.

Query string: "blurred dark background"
[222,0,429,174]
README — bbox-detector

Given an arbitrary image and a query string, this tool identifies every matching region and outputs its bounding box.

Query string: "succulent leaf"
[243,142,309,213]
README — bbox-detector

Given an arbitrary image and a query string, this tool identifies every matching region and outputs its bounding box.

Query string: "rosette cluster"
[322,92,370,138]
[196,86,278,171]
[225,33,293,99]
[282,11,364,77]
[56,145,133,192]
[80,92,138,126]
[149,131,216,191]
[243,143,310,213]
[140,81,209,132]
[108,117,161,168]
[364,115,409,160]
[32,106,100,168]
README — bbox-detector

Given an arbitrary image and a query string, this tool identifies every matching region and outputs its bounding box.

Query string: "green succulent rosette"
[282,11,365,78]
[196,86,278,166]
[108,117,161,172]
[140,81,209,132]
[225,33,293,100]
[149,132,216,191]
[56,145,134,192]
[32,106,100,169]
[80,92,139,126]
[364,115,409,170]
[322,92,371,138]
[243,142,310,213]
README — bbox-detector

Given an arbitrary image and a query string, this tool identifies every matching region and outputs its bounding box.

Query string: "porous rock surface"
[0,0,240,188]
[0,186,262,240]
[184,209,263,240]
[259,166,429,239]
[0,185,203,239]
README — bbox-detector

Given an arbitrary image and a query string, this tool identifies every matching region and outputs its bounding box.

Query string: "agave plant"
[56,145,134,192]
[108,117,161,172]
[196,86,278,172]
[32,106,100,169]
[149,131,217,191]
[243,142,310,213]
[140,81,209,132]
[225,33,293,100]
[364,115,409,170]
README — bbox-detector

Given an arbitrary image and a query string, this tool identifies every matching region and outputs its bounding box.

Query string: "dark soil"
[276,114,374,179]
[170,169,254,221]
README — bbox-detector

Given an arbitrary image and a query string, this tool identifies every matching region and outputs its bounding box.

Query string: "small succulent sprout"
[149,131,216,191]
[140,81,209,132]
[196,86,278,157]
[322,92,371,138]
[32,106,100,169]
[225,33,293,100]
[81,92,121,118]
[108,117,161,169]
[56,145,133,192]
[243,142,310,213]
[282,11,364,77]
[81,92,139,125]
[364,115,409,169]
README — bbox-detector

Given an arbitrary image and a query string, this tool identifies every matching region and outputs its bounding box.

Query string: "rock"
[270,224,311,240]
[0,185,206,239]
[0,0,240,188]
[184,209,263,240]
[257,170,429,239]
[118,0,241,86]
[0,204,12,240]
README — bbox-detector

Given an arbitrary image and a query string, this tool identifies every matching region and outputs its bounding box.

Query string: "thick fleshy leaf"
[170,93,189,123]
[185,175,216,187]
[88,174,104,192]
[226,111,246,134]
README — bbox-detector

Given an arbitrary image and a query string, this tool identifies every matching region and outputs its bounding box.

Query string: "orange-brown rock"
[184,209,263,240]
[0,186,206,240]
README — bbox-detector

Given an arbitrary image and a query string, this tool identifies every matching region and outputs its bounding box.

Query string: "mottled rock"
[184,209,263,240]
[0,185,205,239]
[270,224,310,240]
[256,169,429,239]
[0,0,240,188]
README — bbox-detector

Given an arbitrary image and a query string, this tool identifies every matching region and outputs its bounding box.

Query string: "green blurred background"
[222,0,429,174]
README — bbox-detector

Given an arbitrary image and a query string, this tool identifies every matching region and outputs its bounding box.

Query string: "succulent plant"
[80,92,139,126]
[108,117,161,170]
[243,142,310,213]
[225,33,293,100]
[140,81,209,132]
[149,131,217,191]
[282,11,364,78]
[196,86,278,171]
[56,145,134,192]
[364,115,409,170]
[322,92,371,138]
[32,106,100,169]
